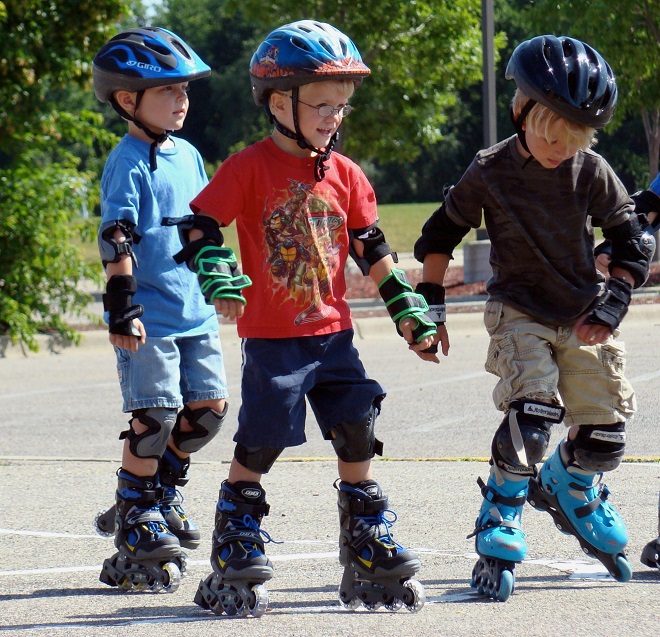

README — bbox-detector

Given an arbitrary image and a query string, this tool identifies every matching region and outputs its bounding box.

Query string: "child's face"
[522,119,580,169]
[133,83,190,133]
[278,81,354,153]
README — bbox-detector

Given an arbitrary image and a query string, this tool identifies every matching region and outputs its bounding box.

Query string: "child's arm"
[174,214,250,321]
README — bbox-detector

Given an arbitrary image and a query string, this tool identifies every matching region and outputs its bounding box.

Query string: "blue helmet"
[506,35,617,128]
[249,20,370,105]
[93,27,211,102]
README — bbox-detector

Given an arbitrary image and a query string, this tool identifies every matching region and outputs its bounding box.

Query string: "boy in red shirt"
[179,20,437,617]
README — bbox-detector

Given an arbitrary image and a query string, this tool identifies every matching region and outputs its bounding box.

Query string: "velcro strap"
[194,245,252,304]
[378,269,437,342]
[584,277,632,331]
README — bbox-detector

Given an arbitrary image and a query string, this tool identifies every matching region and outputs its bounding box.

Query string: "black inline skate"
[194,481,274,617]
[336,480,425,612]
[99,469,186,593]
[640,492,660,569]
[527,441,632,582]
[95,449,200,549]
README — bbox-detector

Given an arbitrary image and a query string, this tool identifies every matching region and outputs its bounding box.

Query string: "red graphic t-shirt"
[190,137,378,338]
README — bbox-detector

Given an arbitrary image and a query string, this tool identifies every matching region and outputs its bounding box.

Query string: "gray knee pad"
[234,444,283,474]
[565,423,626,472]
[120,407,177,460]
[325,405,384,463]
[171,402,228,454]
[492,400,565,476]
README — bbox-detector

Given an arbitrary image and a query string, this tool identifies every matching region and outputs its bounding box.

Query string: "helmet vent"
[319,39,334,55]
[171,39,193,61]
[291,36,313,52]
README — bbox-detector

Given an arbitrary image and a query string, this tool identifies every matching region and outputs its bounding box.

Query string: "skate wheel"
[362,601,383,611]
[494,569,514,602]
[612,554,632,583]
[160,562,182,593]
[249,584,269,617]
[94,509,117,538]
[210,583,244,616]
[402,579,425,613]
[384,598,403,612]
[338,586,362,610]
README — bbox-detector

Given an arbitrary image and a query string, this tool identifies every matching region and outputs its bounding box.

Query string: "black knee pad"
[234,444,283,474]
[566,423,626,473]
[325,405,384,463]
[492,400,565,476]
[120,407,177,459]
[171,402,228,454]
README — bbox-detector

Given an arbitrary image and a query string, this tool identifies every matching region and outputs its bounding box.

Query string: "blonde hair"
[512,89,596,150]
[298,79,355,99]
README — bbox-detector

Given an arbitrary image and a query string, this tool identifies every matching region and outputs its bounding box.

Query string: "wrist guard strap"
[378,269,437,343]
[103,274,143,338]
[194,245,252,305]
[585,277,632,332]
[415,282,446,354]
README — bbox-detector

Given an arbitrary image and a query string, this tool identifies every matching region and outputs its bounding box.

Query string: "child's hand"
[214,297,245,321]
[595,252,611,276]
[109,319,146,351]
[573,314,611,345]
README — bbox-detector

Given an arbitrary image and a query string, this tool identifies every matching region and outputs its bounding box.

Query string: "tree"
[0,1,129,352]
[165,0,507,165]
[520,0,660,180]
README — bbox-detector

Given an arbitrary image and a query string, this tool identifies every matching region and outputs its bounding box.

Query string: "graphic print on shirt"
[263,178,343,325]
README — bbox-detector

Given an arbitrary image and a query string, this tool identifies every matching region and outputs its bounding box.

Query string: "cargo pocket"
[600,340,636,418]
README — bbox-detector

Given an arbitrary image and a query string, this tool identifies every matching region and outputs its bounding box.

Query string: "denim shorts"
[115,331,228,412]
[236,329,385,448]
[483,300,636,425]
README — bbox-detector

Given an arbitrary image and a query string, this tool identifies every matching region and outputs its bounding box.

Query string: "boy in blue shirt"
[92,27,228,593]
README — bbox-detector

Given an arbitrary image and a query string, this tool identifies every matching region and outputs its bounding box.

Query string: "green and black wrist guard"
[194,245,252,305]
[378,269,437,343]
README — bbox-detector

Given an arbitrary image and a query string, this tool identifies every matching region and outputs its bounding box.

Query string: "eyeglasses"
[295,97,353,118]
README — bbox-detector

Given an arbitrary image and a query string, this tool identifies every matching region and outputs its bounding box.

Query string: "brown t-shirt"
[445,136,633,326]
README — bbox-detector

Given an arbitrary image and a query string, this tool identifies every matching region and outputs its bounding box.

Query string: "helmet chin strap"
[510,98,537,156]
[270,87,337,182]
[110,91,171,171]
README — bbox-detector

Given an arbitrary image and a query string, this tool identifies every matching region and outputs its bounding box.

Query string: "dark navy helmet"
[506,35,617,128]
[93,27,211,102]
[249,20,370,105]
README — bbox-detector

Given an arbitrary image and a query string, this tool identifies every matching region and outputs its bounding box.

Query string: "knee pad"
[120,407,177,460]
[325,405,384,463]
[171,402,228,454]
[492,400,565,476]
[565,423,626,473]
[234,444,283,474]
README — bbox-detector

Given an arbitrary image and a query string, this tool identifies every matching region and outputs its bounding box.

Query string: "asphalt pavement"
[1,285,660,636]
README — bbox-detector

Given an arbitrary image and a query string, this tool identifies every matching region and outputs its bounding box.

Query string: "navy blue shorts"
[236,329,385,448]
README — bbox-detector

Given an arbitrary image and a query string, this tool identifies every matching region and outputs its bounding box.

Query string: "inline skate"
[95,449,200,549]
[99,469,186,592]
[468,467,528,602]
[527,441,632,581]
[194,481,274,617]
[640,491,660,569]
[336,480,425,612]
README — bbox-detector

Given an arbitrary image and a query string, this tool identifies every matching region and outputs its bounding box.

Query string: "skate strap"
[218,498,270,519]
[467,516,523,540]
[573,483,611,519]
[124,506,168,527]
[477,477,527,508]
[345,495,389,516]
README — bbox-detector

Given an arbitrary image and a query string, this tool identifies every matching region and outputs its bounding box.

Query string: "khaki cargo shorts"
[483,301,636,426]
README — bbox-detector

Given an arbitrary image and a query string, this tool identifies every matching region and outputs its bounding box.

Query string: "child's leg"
[160,399,227,549]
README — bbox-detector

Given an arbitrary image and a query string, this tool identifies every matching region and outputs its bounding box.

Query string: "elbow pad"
[413,200,470,263]
[604,216,651,288]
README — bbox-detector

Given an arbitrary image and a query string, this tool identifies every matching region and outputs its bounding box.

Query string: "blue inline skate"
[469,468,528,602]
[527,441,632,581]
[194,481,274,617]
[99,469,185,593]
[336,480,425,612]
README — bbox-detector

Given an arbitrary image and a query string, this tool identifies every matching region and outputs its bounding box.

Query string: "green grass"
[79,202,476,264]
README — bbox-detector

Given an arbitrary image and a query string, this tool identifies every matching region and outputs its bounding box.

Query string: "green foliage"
[0,0,127,352]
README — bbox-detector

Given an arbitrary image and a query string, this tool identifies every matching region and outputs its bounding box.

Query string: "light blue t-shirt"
[649,173,660,197]
[100,134,217,337]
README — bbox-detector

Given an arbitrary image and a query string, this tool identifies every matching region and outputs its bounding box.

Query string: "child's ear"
[269,91,288,117]
[114,90,137,113]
